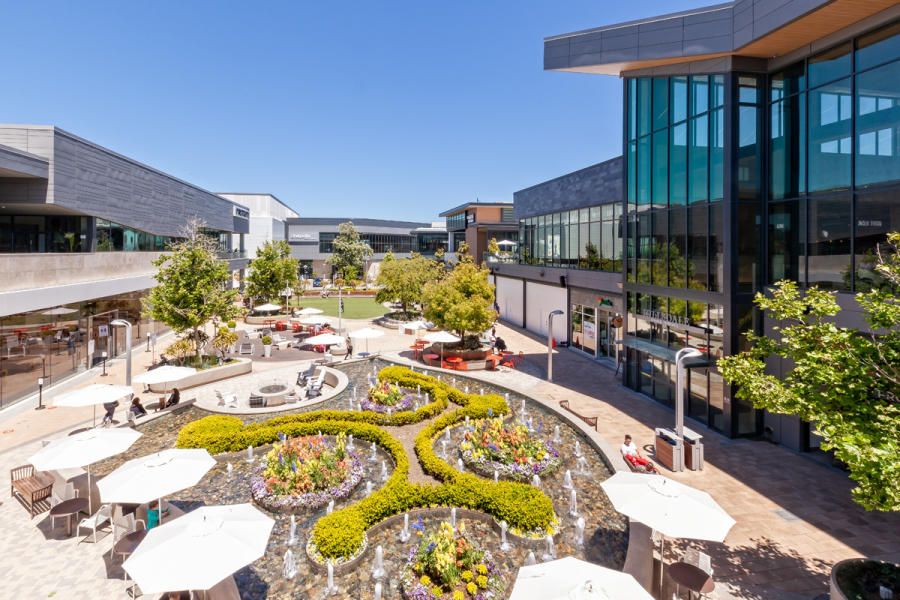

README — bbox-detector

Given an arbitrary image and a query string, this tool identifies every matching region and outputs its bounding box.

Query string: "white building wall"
[524,281,568,342]
[494,276,524,327]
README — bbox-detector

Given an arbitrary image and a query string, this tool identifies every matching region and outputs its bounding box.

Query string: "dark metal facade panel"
[513,157,623,220]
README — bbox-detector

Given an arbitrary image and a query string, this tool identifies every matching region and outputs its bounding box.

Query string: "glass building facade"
[621,20,900,438]
[518,202,622,271]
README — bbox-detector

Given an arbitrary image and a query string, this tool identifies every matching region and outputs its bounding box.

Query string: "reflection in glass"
[809,78,852,191]
[768,201,803,284]
[856,22,900,72]
[855,190,900,291]
[652,130,668,208]
[638,78,652,137]
[710,108,725,201]
[770,94,806,199]
[771,62,805,101]
[670,123,687,205]
[690,75,709,116]
[709,203,724,292]
[653,78,669,131]
[737,204,760,293]
[689,115,708,204]
[689,206,707,290]
[669,208,687,288]
[671,75,688,123]
[808,196,852,290]
[855,60,900,187]
[809,42,851,88]
[638,136,651,207]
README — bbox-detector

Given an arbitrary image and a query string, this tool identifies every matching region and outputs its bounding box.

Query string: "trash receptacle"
[654,428,683,472]
[682,427,704,470]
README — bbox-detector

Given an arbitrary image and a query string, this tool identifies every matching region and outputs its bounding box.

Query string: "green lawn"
[290,296,388,319]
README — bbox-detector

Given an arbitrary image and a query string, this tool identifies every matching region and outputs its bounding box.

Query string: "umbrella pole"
[658,533,666,598]
[87,464,93,515]
[159,496,163,526]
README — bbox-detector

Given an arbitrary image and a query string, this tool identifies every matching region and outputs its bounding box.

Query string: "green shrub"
[176,365,556,559]
[227,320,236,328]
[261,335,272,345]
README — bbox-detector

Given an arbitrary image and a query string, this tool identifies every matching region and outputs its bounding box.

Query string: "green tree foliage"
[143,219,238,358]
[246,240,299,304]
[422,251,496,341]
[327,221,373,279]
[487,237,500,254]
[376,253,441,314]
[212,326,238,360]
[718,233,900,512]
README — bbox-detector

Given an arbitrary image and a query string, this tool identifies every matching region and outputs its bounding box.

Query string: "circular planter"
[399,536,504,600]
[425,346,491,361]
[830,558,900,600]
[460,444,561,482]
[250,452,365,514]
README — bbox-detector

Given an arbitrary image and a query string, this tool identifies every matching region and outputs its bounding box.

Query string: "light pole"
[547,310,564,382]
[111,319,133,386]
[674,347,703,469]
[35,377,45,410]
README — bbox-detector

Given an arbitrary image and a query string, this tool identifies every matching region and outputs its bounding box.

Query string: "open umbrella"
[509,557,652,600]
[123,503,274,596]
[53,384,135,427]
[98,448,215,526]
[299,316,331,325]
[349,327,384,354]
[297,307,324,316]
[253,303,281,313]
[133,366,196,395]
[600,472,735,592]
[304,333,345,347]
[496,240,517,247]
[423,330,461,364]
[29,428,142,513]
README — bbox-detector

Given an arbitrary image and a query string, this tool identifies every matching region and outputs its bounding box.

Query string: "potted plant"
[831,558,899,600]
[261,335,272,357]
[227,320,236,333]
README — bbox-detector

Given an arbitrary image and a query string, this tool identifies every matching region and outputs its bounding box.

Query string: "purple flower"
[488,444,499,452]
[487,408,493,417]
[280,455,285,466]
[538,421,543,433]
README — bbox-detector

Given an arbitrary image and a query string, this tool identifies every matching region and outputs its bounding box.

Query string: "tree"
[327,222,373,280]
[488,237,501,254]
[143,218,239,359]
[422,257,496,344]
[246,240,299,305]
[212,326,238,360]
[718,233,900,512]
[376,253,441,314]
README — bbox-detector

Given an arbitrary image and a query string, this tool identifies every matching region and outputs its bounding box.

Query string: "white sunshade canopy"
[509,557,652,600]
[349,327,384,340]
[405,320,429,331]
[299,316,331,325]
[41,307,78,315]
[132,366,197,386]
[123,503,274,594]
[423,331,461,344]
[600,472,735,542]
[97,448,215,506]
[253,303,282,312]
[297,307,324,315]
[29,428,142,472]
[53,384,134,408]
[496,240,517,246]
[304,333,345,346]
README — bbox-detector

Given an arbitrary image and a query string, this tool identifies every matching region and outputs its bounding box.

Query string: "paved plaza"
[0,316,897,599]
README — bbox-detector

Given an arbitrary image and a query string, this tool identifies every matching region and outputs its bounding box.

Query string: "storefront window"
[808,195,852,290]
[855,190,900,291]
[809,78,853,192]
[688,115,708,204]
[768,200,803,284]
[770,93,806,200]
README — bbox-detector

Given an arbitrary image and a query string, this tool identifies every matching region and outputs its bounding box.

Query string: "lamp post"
[111,319,132,386]
[547,310,564,382]
[674,347,703,470]
[35,377,45,410]
[145,331,151,352]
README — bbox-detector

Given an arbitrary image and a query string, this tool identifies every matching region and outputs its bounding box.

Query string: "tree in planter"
[212,326,238,361]
[246,240,298,307]
[488,237,501,254]
[143,218,239,359]
[422,249,496,346]
[326,222,373,282]
[376,253,441,316]
[718,233,900,512]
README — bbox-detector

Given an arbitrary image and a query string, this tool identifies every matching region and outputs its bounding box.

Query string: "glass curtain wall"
[768,21,900,291]
[517,202,621,271]
[0,215,90,253]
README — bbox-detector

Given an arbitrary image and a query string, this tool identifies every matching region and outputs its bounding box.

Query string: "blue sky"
[3,1,704,221]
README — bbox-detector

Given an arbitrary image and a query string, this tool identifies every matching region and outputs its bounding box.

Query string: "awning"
[618,336,712,368]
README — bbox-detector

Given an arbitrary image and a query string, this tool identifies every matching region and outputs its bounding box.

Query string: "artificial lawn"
[291,296,388,319]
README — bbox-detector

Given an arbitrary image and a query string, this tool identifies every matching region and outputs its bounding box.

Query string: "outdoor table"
[423,353,439,366]
[668,561,715,598]
[114,528,149,561]
[446,357,463,369]
[49,497,89,537]
[486,353,502,370]
[409,345,422,360]
[358,352,371,358]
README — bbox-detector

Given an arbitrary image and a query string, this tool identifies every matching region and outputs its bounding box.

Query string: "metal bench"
[10,465,54,517]
[558,399,598,429]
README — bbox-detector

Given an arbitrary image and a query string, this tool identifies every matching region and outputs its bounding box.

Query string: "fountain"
[246,445,254,463]
[226,462,233,482]
[526,416,533,431]
[380,460,388,482]
[374,582,383,600]
[574,441,583,457]
[353,387,357,401]
[450,507,457,528]
[574,517,586,548]
[542,534,556,561]
[493,470,499,484]
[444,426,451,442]
[414,399,419,411]
[457,458,464,472]
[417,384,421,396]
[562,470,573,490]
[327,500,334,515]
[569,489,578,517]
[283,549,297,580]
[452,377,456,387]
[576,456,590,475]
[464,415,470,429]
[399,513,411,542]
[525,551,536,566]
[531,474,541,488]
[372,545,385,580]
[365,481,373,497]
[553,425,561,444]
[440,440,448,459]
[425,392,429,403]
[465,385,469,394]
[370,441,378,462]
[324,561,338,595]
[499,520,511,552]
[347,434,354,450]
[287,515,299,546]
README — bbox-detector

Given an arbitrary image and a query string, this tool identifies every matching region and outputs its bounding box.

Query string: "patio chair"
[682,547,713,576]
[49,484,79,532]
[78,503,112,543]
[248,396,265,408]
[112,512,146,561]
[296,365,316,386]
[272,334,293,350]
[514,351,525,367]
[239,343,254,355]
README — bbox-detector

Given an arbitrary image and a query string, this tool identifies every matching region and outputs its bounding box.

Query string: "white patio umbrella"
[299,315,331,325]
[349,327,384,354]
[297,307,324,315]
[97,448,215,526]
[509,557,652,600]
[29,428,142,513]
[53,384,135,426]
[304,332,345,347]
[496,240,517,247]
[423,330,461,364]
[253,303,281,313]
[123,503,274,596]
[133,366,196,395]
[600,472,735,592]
[405,320,429,331]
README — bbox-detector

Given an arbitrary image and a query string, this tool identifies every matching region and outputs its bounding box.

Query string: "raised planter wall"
[245,314,290,325]
[148,357,252,393]
[424,345,490,361]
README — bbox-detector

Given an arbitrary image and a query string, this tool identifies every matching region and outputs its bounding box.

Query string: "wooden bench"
[10,465,54,517]
[559,400,598,429]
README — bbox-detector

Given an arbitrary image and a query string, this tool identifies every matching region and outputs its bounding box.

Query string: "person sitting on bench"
[621,434,654,471]
[165,387,181,408]
[130,397,148,418]
[494,337,507,352]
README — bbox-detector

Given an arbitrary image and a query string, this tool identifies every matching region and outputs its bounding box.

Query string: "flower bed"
[250,433,364,512]
[360,380,414,414]
[400,521,504,600]
[460,416,561,481]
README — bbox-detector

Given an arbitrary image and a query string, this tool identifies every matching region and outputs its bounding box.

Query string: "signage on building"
[233,206,250,219]
[289,231,317,242]
[641,308,688,326]
[584,321,595,339]
[597,297,614,307]
[97,325,109,337]
[466,212,475,224]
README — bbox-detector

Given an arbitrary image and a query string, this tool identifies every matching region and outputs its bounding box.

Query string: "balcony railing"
[217,250,248,260]
[482,252,519,265]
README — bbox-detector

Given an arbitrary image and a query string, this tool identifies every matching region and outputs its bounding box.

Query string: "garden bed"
[460,416,561,482]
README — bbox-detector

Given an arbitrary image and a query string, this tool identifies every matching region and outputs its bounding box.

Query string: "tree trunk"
[194,327,202,359]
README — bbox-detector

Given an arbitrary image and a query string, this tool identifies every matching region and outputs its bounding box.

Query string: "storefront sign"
[597,297,614,307]
[289,231,317,242]
[97,325,109,337]
[641,309,688,326]
[233,206,250,219]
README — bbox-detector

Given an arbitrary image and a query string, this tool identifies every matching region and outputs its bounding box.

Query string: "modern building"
[545,2,900,448]
[490,159,624,357]
[0,125,250,408]
[218,193,298,260]
[439,201,517,264]
[284,217,440,278]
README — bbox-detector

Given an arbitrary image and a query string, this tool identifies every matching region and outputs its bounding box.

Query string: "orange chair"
[513,352,525,368]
